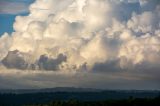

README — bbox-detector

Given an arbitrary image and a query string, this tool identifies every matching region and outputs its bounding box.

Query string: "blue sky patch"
[0,0,34,36]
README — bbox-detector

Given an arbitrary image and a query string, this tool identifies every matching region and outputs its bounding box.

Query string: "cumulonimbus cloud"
[0,0,159,71]
[0,0,160,89]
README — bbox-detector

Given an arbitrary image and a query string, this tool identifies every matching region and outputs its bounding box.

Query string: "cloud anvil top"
[0,0,160,90]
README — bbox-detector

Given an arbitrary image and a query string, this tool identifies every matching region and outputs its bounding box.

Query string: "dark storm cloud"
[2,50,67,71]
[2,50,28,70]
[92,60,121,72]
[38,54,67,71]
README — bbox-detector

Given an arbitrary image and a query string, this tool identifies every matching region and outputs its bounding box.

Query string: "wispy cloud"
[0,1,30,14]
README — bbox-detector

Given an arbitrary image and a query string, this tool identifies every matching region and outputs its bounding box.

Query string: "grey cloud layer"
[0,1,30,14]
[0,0,160,89]
[0,70,159,89]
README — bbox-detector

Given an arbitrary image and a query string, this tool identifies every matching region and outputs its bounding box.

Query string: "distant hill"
[0,87,102,94]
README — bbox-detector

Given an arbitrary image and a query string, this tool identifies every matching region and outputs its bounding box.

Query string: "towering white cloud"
[0,0,160,72]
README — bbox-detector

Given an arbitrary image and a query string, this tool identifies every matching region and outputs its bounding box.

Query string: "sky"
[0,0,160,90]
[0,0,34,35]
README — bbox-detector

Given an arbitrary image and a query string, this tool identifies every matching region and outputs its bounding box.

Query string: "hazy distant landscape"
[0,88,160,106]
